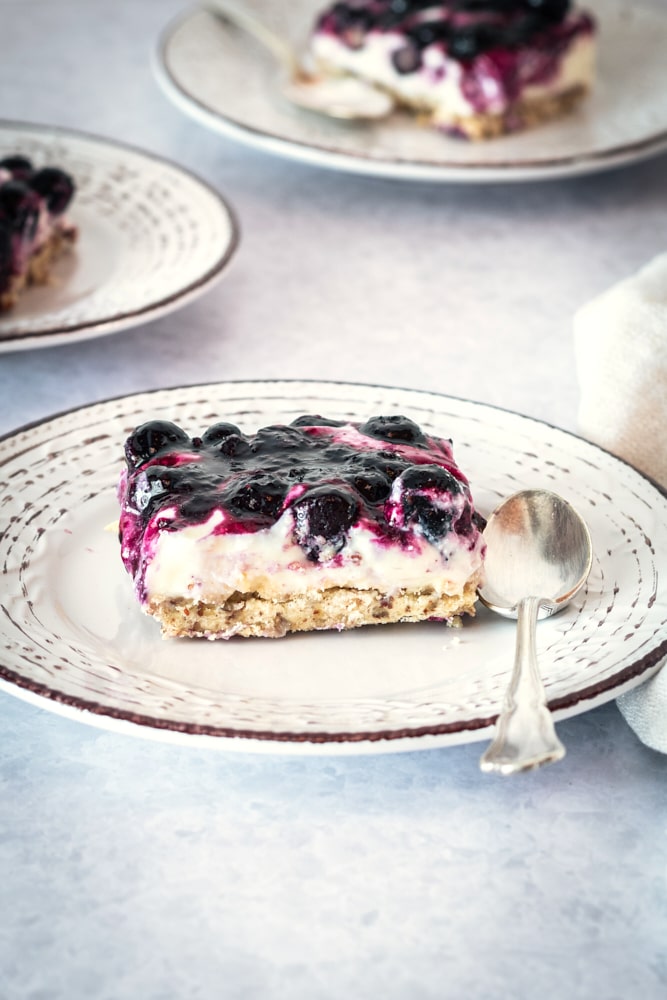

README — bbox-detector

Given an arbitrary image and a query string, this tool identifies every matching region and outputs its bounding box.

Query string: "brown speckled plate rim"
[1,378,666,749]
[0,119,241,348]
[155,3,667,183]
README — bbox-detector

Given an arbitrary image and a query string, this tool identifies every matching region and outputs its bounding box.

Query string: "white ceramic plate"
[0,121,239,352]
[155,0,667,182]
[1,380,665,755]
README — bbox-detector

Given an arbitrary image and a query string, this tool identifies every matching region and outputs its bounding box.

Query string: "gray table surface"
[1,2,666,998]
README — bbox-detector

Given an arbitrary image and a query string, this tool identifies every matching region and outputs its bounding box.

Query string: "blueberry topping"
[124,420,191,468]
[0,224,11,276]
[0,181,40,238]
[360,415,426,445]
[224,473,288,520]
[29,167,75,215]
[0,155,34,181]
[292,486,358,561]
[122,414,481,550]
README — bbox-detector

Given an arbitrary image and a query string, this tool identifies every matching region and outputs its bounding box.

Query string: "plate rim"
[1,377,666,750]
[155,2,667,184]
[0,118,241,350]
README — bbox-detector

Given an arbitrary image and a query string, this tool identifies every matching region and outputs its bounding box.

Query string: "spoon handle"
[480,595,566,775]
[207,1,300,77]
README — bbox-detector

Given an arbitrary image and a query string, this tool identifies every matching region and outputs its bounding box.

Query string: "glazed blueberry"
[132,465,193,515]
[360,415,426,445]
[290,414,346,428]
[292,486,358,561]
[523,0,570,22]
[201,422,242,446]
[252,425,309,453]
[0,224,11,276]
[124,420,191,468]
[0,180,40,238]
[407,21,451,49]
[351,469,392,504]
[224,473,288,520]
[29,167,75,215]
[365,453,408,482]
[392,43,422,75]
[217,433,251,459]
[0,155,33,181]
[447,25,500,60]
[399,464,464,544]
[400,464,462,494]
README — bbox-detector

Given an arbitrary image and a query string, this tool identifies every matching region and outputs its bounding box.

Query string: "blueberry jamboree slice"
[310,1,596,141]
[118,414,486,640]
[0,153,77,311]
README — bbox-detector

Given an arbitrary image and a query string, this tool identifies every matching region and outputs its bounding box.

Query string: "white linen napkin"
[573,252,667,753]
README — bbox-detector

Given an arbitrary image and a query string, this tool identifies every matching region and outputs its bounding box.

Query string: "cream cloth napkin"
[573,252,667,753]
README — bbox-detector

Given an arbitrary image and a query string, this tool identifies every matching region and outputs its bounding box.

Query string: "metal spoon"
[205,1,395,121]
[478,489,593,776]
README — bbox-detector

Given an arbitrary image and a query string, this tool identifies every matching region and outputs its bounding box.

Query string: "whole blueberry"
[124,420,191,468]
[400,464,462,494]
[29,167,75,215]
[522,0,570,22]
[201,421,242,446]
[399,464,464,544]
[447,25,500,60]
[0,155,34,181]
[224,473,288,520]
[292,486,358,561]
[360,415,426,445]
[291,414,346,428]
[0,180,40,238]
[392,43,422,75]
[351,469,391,504]
[252,425,311,457]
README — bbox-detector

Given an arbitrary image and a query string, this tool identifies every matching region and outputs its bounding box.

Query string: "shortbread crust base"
[0,227,76,311]
[445,84,588,140]
[147,574,482,640]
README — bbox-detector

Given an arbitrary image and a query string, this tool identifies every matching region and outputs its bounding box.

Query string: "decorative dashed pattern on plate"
[0,121,239,350]
[1,381,666,753]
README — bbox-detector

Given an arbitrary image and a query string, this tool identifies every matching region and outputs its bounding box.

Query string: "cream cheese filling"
[143,508,484,603]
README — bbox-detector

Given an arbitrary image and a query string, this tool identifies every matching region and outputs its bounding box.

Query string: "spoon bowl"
[207,1,395,122]
[478,489,593,775]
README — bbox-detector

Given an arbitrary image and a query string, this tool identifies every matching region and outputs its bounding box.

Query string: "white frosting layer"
[143,507,484,602]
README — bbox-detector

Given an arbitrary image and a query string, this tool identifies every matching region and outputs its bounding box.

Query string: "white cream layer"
[311,26,595,121]
[143,507,484,603]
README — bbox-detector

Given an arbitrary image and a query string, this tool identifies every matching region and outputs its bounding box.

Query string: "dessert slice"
[310,1,596,140]
[118,414,486,639]
[0,155,77,311]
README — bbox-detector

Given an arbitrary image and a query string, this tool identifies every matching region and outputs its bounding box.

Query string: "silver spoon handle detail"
[206,1,301,77]
[480,595,566,775]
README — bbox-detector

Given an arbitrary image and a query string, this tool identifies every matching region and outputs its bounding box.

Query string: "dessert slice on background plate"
[310,0,597,139]
[118,413,486,639]
[0,154,76,311]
